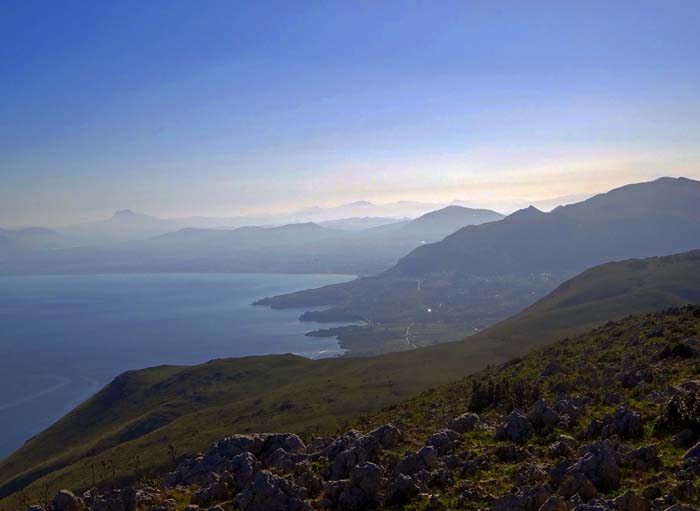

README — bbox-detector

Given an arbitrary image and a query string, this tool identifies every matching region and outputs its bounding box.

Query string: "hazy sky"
[2,1,699,226]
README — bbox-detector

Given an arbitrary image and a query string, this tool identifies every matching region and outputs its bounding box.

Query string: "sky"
[1,0,699,226]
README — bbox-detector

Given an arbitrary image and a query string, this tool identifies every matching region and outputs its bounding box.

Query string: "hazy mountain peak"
[508,205,545,219]
[113,209,138,218]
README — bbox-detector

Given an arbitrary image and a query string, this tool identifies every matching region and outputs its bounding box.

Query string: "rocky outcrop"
[167,433,306,487]
[571,441,621,493]
[612,407,643,439]
[528,399,561,429]
[448,412,482,433]
[235,470,309,511]
[495,410,533,444]
[336,462,382,511]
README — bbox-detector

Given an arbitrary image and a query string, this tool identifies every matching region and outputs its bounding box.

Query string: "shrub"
[655,391,700,435]
[658,343,695,359]
[467,377,541,413]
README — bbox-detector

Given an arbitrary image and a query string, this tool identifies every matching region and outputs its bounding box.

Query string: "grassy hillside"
[345,304,700,509]
[2,251,700,503]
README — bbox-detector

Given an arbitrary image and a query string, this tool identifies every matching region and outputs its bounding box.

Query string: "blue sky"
[2,1,699,225]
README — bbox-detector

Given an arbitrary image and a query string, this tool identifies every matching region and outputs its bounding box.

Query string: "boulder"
[495,410,533,444]
[395,445,438,475]
[623,445,660,471]
[325,434,380,480]
[292,460,322,498]
[235,470,309,511]
[385,474,420,505]
[614,491,651,511]
[528,400,561,430]
[613,408,643,439]
[215,434,262,458]
[367,424,403,449]
[559,473,597,501]
[267,447,297,472]
[572,441,620,492]
[52,490,83,511]
[541,362,563,377]
[231,452,260,488]
[555,400,583,425]
[549,435,576,458]
[190,482,227,507]
[322,431,361,460]
[549,459,576,487]
[337,462,382,511]
[449,413,482,433]
[426,429,459,455]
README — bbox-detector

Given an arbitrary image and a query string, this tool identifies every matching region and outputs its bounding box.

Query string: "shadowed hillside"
[391,177,700,277]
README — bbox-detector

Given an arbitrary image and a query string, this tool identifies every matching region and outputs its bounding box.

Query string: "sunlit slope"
[2,250,700,502]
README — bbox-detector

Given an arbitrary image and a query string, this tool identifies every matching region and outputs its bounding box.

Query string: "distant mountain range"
[450,192,593,214]
[6,203,445,246]
[0,206,503,276]
[3,194,587,247]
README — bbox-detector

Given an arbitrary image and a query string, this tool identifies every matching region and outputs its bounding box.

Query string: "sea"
[0,273,354,460]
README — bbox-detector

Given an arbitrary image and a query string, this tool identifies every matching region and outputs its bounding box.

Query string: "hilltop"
[2,250,700,504]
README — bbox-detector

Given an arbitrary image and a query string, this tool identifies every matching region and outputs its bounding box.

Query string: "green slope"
[2,250,700,503]
[350,305,700,509]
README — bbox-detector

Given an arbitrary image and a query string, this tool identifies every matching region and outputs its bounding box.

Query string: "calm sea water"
[0,273,353,460]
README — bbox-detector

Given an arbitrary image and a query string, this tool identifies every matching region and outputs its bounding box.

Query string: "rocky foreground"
[20,306,700,511]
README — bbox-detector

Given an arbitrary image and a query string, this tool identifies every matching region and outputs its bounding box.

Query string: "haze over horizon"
[2,1,700,226]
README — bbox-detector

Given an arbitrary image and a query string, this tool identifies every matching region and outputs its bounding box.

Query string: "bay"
[0,273,353,459]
